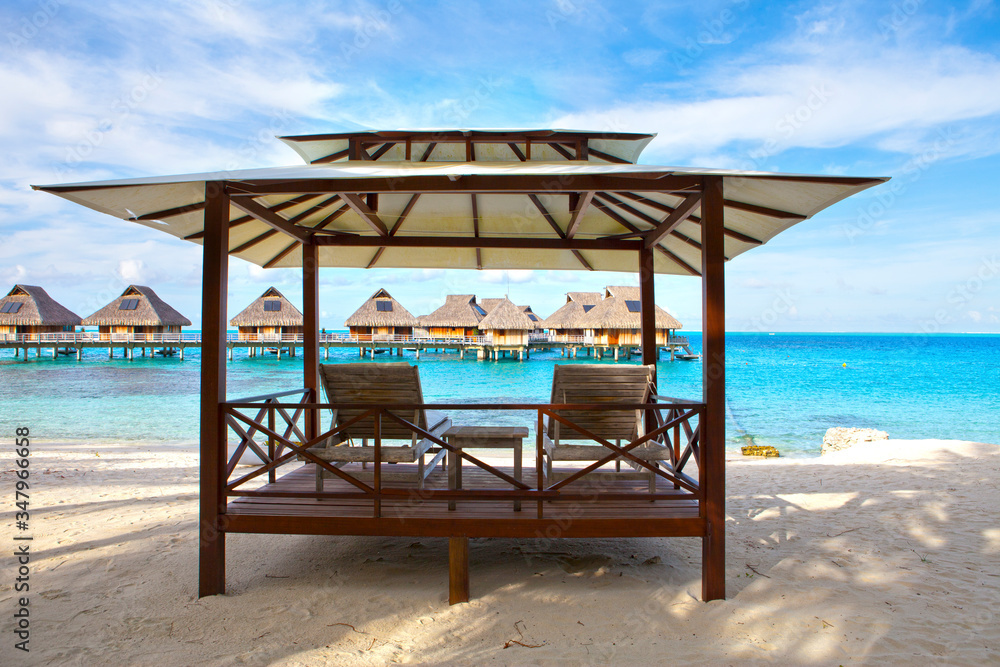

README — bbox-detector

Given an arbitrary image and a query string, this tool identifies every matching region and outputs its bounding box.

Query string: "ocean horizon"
[2,331,997,456]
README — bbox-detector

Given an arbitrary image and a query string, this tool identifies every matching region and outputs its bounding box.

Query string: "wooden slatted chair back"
[319,362,428,443]
[547,364,654,443]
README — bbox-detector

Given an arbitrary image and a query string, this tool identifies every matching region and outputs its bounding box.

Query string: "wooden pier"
[0,332,696,362]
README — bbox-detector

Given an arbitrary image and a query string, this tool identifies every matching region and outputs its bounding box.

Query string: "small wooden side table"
[443,426,529,511]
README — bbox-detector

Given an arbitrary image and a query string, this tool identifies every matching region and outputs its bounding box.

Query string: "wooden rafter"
[366,194,422,269]
[229,196,311,243]
[722,198,806,221]
[136,201,206,221]
[527,194,593,271]
[566,191,594,238]
[596,192,703,250]
[365,141,438,268]
[587,147,629,164]
[369,142,395,160]
[507,142,527,161]
[591,198,701,276]
[263,203,354,268]
[645,193,703,249]
[340,193,389,237]
[471,193,482,269]
[549,143,574,160]
[185,194,321,240]
[616,192,764,245]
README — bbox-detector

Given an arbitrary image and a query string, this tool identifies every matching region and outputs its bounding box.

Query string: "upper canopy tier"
[278,129,656,165]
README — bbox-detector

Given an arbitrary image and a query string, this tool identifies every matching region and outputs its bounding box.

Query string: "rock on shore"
[822,426,888,454]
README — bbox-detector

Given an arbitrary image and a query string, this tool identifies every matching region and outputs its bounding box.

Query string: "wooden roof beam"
[645,193,703,249]
[229,196,312,243]
[366,194,422,269]
[527,194,593,270]
[566,191,594,239]
[225,174,703,195]
[595,192,704,250]
[471,193,482,270]
[591,199,701,276]
[340,193,389,237]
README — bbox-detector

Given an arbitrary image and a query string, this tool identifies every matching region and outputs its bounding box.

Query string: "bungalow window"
[375,301,393,312]
[472,304,486,316]
[1,302,23,313]
[582,304,595,312]
[119,299,139,310]
[264,301,281,312]
[625,300,641,313]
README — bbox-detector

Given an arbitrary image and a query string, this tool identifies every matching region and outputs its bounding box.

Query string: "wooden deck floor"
[225,462,704,539]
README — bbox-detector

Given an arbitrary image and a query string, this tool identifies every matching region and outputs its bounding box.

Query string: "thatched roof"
[479,298,505,314]
[82,285,191,327]
[344,288,418,327]
[419,294,486,327]
[577,286,682,330]
[478,297,534,331]
[230,287,303,327]
[0,285,82,327]
[520,305,544,330]
[540,291,603,330]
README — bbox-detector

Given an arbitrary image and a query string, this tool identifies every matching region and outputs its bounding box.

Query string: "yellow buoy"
[842,363,847,368]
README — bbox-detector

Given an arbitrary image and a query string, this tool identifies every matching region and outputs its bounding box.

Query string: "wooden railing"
[221,392,704,516]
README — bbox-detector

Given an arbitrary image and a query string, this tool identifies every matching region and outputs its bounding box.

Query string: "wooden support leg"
[316,465,324,493]
[514,443,522,512]
[449,536,469,605]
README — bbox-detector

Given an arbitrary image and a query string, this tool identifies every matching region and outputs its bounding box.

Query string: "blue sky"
[1,0,998,332]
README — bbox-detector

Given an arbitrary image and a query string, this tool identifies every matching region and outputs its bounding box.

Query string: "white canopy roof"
[34,129,887,276]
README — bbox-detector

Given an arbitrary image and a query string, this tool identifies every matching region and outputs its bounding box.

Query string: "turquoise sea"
[1,332,997,456]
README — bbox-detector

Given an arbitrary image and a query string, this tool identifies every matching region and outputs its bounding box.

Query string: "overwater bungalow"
[478,297,533,347]
[578,285,682,347]
[230,287,303,341]
[0,284,81,340]
[541,291,602,339]
[419,294,486,338]
[344,288,418,340]
[520,305,543,331]
[83,285,191,341]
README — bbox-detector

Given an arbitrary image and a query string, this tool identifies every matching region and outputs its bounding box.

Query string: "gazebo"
[343,288,418,340]
[35,128,886,605]
[229,286,303,357]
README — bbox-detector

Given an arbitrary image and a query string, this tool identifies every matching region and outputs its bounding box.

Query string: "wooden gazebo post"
[200,181,229,597]
[701,176,726,600]
[302,242,320,440]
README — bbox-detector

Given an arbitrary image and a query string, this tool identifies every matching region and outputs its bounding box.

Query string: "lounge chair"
[308,362,451,491]
[542,364,671,490]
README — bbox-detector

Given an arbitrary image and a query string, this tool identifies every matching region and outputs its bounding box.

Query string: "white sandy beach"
[2,438,998,665]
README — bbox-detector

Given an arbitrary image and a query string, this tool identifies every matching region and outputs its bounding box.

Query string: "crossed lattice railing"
[221,391,704,517]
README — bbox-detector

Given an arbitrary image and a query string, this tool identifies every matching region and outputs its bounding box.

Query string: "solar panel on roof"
[264,300,281,311]
[1,302,23,313]
[582,304,595,312]
[375,301,393,312]
[473,305,486,316]
[625,300,641,312]
[119,299,139,310]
